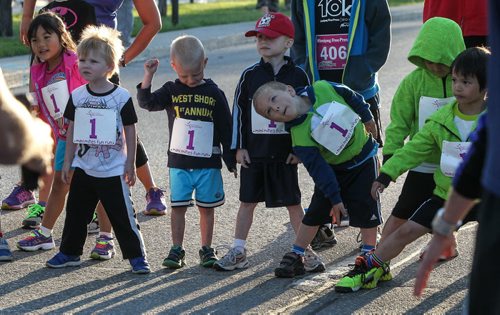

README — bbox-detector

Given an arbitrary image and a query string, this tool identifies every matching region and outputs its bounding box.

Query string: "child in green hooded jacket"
[335,46,489,293]
[379,17,466,246]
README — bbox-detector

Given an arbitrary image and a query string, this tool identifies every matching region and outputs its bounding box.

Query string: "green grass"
[1,15,31,58]
[136,0,263,34]
[1,0,421,58]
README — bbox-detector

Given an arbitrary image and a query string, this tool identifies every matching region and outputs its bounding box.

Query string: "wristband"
[431,208,458,236]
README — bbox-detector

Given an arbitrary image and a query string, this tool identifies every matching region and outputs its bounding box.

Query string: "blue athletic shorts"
[169,168,225,208]
[54,139,66,171]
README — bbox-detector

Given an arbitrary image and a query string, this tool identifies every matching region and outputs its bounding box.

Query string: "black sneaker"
[274,252,306,278]
[199,246,218,268]
[162,245,186,269]
[311,225,338,250]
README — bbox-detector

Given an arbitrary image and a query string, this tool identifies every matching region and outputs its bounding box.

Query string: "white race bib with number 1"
[41,80,70,120]
[311,102,359,155]
[73,108,117,145]
[170,117,214,158]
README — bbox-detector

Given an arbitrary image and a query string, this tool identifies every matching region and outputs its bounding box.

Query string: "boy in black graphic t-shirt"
[137,35,236,269]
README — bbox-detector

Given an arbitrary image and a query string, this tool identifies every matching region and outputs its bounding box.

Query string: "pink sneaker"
[1,185,36,210]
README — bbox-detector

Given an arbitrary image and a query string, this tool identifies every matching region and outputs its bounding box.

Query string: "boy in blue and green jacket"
[253,79,380,278]
[291,0,391,247]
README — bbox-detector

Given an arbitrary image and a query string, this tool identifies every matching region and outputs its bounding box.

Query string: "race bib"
[440,141,471,177]
[170,118,214,158]
[418,96,455,129]
[41,80,70,120]
[311,102,359,155]
[251,102,287,134]
[316,34,348,70]
[73,108,117,145]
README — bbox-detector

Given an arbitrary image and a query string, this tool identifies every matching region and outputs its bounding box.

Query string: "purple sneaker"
[144,188,167,216]
[90,235,115,260]
[17,229,55,251]
[2,185,36,210]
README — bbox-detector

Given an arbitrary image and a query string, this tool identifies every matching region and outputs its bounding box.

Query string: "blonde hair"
[170,35,206,68]
[253,81,288,115]
[77,25,124,78]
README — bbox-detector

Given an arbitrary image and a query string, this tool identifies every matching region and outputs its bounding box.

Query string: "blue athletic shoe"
[129,256,151,274]
[46,252,81,268]
[0,238,13,261]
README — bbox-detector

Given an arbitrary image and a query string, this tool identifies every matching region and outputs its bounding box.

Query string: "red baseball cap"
[245,13,294,39]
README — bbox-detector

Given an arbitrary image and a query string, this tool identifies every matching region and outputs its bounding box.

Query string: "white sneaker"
[304,247,325,272]
[213,246,249,271]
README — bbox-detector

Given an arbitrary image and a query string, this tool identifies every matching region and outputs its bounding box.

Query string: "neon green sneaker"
[335,256,385,293]
[362,266,385,289]
[21,203,45,228]
[362,260,392,289]
[379,263,393,282]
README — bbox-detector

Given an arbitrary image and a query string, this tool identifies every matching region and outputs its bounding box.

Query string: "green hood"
[408,17,465,69]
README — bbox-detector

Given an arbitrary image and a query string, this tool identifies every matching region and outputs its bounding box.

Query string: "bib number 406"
[320,45,347,61]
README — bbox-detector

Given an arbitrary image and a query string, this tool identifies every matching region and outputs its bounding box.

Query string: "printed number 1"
[186,130,195,150]
[89,118,97,139]
[330,122,348,137]
[268,120,276,128]
[50,94,60,113]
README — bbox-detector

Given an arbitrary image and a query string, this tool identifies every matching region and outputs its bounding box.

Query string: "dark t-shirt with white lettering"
[136,79,236,171]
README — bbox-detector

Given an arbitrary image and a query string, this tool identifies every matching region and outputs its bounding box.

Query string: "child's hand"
[236,149,251,168]
[30,105,40,116]
[144,59,159,75]
[371,181,386,200]
[56,117,66,131]
[330,202,346,226]
[286,153,301,164]
[61,163,71,185]
[364,119,377,139]
[414,233,455,297]
[124,162,136,186]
